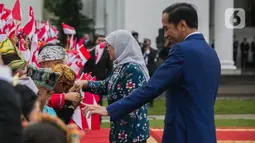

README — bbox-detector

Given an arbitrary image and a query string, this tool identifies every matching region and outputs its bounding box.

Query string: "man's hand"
[81,102,109,118]
[65,92,81,102]
[75,80,88,89]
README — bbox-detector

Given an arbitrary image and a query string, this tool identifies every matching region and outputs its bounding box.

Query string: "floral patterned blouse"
[87,63,150,143]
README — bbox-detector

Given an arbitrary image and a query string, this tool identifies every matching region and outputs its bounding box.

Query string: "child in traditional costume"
[51,64,82,124]
[37,43,81,123]
[26,65,60,116]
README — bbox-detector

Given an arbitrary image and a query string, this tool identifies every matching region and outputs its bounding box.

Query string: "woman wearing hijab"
[75,30,150,143]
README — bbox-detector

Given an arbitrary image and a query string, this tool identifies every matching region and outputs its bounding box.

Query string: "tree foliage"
[44,0,94,45]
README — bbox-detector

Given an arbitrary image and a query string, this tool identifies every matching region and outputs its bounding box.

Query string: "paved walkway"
[102,114,255,122]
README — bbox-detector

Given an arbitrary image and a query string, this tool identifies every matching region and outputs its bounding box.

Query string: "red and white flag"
[37,25,47,41]
[95,42,106,64]
[23,6,35,39]
[68,59,83,76]
[19,38,30,61]
[0,4,4,22]
[77,43,91,65]
[11,0,22,22]
[49,25,58,38]
[70,73,100,130]
[62,23,76,35]
[1,8,11,21]
[29,34,39,67]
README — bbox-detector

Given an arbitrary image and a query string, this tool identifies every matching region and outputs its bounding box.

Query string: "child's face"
[37,86,52,110]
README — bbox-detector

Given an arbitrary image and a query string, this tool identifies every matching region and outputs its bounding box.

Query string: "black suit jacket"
[83,47,113,81]
[143,48,158,76]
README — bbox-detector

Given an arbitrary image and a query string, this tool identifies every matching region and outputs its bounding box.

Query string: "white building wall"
[123,0,210,48]
[2,0,43,27]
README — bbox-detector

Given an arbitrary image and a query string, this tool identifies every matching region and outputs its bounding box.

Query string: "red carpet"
[150,128,255,143]
[80,128,255,143]
[80,129,110,143]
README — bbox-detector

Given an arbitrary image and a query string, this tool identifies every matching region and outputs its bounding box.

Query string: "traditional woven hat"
[2,54,27,71]
[37,44,66,63]
[26,65,60,91]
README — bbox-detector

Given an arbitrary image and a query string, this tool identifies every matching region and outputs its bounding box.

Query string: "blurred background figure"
[84,34,93,48]
[233,35,239,66]
[132,31,143,47]
[240,37,250,70]
[142,38,158,107]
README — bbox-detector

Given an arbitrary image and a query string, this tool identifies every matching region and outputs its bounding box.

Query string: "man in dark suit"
[83,34,113,81]
[79,3,221,143]
[142,38,158,107]
[240,37,250,69]
[83,45,113,81]
[251,36,255,67]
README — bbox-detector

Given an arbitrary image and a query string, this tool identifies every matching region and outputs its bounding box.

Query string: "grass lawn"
[103,99,255,115]
[101,119,255,128]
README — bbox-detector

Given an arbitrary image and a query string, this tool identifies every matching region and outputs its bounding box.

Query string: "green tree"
[44,0,93,45]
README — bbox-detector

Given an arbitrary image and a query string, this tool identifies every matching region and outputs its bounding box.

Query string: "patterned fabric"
[27,65,60,91]
[2,54,26,71]
[0,38,17,55]
[37,45,66,63]
[0,39,26,70]
[52,64,76,91]
[43,105,57,116]
[7,57,26,70]
[87,63,150,143]
[0,38,23,58]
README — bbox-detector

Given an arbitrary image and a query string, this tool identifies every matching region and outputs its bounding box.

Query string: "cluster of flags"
[70,72,100,130]
[0,0,100,130]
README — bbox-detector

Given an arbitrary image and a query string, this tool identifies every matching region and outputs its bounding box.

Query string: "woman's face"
[37,86,52,110]
[107,43,115,60]
[11,34,19,45]
[28,100,41,122]
[24,36,30,50]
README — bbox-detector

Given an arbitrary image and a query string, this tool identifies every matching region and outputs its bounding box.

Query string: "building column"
[94,0,106,35]
[214,0,239,74]
[105,0,125,35]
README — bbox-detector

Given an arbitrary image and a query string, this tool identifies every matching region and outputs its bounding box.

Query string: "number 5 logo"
[225,8,245,29]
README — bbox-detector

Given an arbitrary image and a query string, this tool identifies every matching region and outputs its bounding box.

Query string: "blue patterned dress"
[87,63,150,143]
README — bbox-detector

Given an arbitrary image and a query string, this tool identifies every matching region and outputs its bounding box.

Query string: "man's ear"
[179,20,187,31]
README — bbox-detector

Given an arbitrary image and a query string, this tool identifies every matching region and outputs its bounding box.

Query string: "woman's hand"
[65,92,81,102]
[81,102,109,118]
[75,80,88,89]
